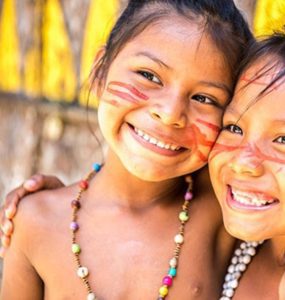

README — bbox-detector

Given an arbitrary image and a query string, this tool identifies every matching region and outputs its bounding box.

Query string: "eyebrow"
[135,51,171,69]
[271,119,285,126]
[199,80,231,96]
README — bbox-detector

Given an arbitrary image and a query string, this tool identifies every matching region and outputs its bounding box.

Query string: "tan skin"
[209,57,285,299]
[0,16,237,299]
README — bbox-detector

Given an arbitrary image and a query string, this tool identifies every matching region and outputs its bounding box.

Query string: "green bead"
[72,243,81,254]
[179,211,189,222]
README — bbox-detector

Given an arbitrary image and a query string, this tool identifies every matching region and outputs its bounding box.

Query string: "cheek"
[100,81,149,108]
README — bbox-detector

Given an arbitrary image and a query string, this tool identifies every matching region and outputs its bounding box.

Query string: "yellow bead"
[159,285,169,296]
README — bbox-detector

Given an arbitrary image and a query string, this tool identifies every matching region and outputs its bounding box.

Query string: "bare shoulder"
[13,183,78,251]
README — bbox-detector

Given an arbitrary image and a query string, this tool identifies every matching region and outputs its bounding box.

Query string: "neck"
[269,235,285,267]
[89,149,186,209]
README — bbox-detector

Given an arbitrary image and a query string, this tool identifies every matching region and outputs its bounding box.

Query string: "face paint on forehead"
[106,81,149,105]
[240,67,285,91]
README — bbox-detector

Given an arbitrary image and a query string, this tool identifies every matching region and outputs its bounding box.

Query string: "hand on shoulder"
[0,174,64,257]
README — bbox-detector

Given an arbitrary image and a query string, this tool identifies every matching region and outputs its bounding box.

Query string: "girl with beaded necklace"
[0,1,252,299]
[209,32,285,300]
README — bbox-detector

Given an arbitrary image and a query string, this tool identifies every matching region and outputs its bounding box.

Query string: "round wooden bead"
[93,163,101,172]
[70,221,79,231]
[77,266,89,278]
[159,285,169,297]
[179,211,189,222]
[169,257,177,268]
[87,293,97,300]
[79,180,89,190]
[174,234,184,244]
[72,243,81,254]
[168,267,177,277]
[71,200,81,209]
[162,275,173,286]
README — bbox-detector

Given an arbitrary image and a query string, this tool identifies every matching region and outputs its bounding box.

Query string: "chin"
[224,220,267,242]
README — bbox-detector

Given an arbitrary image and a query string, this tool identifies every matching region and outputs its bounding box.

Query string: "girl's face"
[98,16,231,181]
[209,58,285,241]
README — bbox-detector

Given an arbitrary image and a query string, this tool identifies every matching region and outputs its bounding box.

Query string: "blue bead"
[93,163,101,172]
[168,268,177,277]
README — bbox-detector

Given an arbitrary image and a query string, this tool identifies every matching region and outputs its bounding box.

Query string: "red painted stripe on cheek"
[197,150,208,163]
[108,81,149,101]
[191,124,216,148]
[107,87,140,105]
[209,143,239,161]
[195,118,221,133]
[101,98,121,107]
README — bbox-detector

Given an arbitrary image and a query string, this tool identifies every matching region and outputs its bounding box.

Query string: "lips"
[227,185,279,209]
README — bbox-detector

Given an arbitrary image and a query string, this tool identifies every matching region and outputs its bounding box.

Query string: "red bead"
[79,180,89,190]
[71,200,81,209]
[162,275,173,287]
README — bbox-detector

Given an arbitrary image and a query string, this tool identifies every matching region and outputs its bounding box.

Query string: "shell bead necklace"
[219,240,264,300]
[70,164,194,300]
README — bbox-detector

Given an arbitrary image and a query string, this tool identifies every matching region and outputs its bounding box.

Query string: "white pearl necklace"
[220,240,264,300]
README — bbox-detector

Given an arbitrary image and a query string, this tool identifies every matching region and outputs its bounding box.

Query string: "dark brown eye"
[192,94,215,105]
[223,124,243,135]
[274,136,285,144]
[137,70,161,84]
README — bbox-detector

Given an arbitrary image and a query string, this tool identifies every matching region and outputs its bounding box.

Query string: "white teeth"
[149,137,157,144]
[231,188,276,207]
[133,127,181,151]
[143,133,150,141]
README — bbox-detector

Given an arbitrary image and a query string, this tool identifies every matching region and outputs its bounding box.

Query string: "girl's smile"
[209,57,285,241]
[97,16,231,181]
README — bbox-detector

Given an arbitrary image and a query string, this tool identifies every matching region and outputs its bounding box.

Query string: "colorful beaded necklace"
[70,163,193,300]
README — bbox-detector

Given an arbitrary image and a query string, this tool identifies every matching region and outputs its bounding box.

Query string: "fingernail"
[0,247,5,258]
[5,208,14,219]
[23,179,37,189]
[2,236,9,248]
[2,222,11,235]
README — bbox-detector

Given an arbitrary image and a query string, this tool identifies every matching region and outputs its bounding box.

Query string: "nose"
[228,143,265,177]
[149,94,187,128]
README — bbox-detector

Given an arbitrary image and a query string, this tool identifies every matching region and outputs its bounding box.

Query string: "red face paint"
[240,71,284,91]
[195,118,221,133]
[106,81,149,105]
[210,141,285,166]
[181,123,216,163]
[100,98,120,108]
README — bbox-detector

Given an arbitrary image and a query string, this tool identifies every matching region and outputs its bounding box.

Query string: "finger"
[1,219,13,236]
[23,174,64,191]
[1,236,10,248]
[4,204,17,219]
[4,187,27,219]
[0,246,6,258]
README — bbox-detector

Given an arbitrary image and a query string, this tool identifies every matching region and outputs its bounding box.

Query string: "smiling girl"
[209,32,285,299]
[0,1,252,299]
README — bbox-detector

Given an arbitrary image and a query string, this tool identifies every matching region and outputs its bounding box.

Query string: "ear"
[88,46,106,96]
